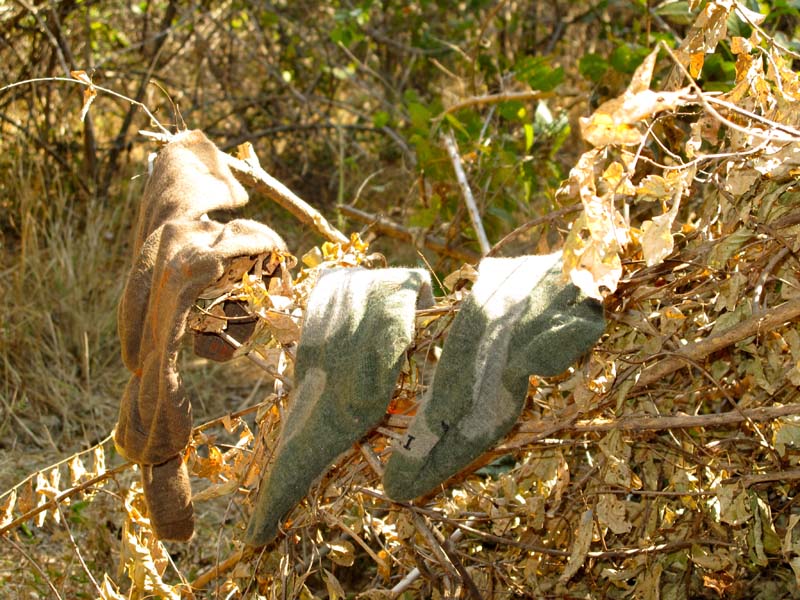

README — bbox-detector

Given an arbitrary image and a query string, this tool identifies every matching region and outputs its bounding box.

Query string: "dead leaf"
[71,70,96,122]
[235,141,261,167]
[580,48,689,147]
[191,445,225,481]
[640,196,680,267]
[259,309,301,345]
[597,494,632,535]
[0,490,16,528]
[323,569,346,600]
[328,540,356,567]
[560,509,594,582]
[443,263,479,291]
[98,575,127,600]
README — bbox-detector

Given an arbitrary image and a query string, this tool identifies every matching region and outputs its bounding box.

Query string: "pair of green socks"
[245,252,605,545]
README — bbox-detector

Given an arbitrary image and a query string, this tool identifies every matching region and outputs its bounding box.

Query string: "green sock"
[383,252,605,501]
[245,267,432,546]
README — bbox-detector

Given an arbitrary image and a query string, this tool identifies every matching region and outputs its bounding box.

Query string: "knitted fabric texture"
[115,130,286,541]
[245,267,433,546]
[383,252,605,502]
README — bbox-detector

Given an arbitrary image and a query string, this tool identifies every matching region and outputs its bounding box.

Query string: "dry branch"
[339,204,481,262]
[488,203,582,256]
[222,153,349,245]
[191,549,245,591]
[139,129,348,245]
[0,462,132,537]
[442,131,491,255]
[516,403,800,438]
[439,90,555,118]
[633,298,800,390]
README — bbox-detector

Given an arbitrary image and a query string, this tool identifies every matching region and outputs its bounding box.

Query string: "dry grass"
[1,148,124,457]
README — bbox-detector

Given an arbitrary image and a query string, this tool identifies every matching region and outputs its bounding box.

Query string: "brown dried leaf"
[93,445,106,475]
[640,196,680,267]
[560,509,594,582]
[34,471,56,526]
[443,263,479,291]
[260,310,301,345]
[70,70,96,122]
[98,574,127,600]
[123,523,180,599]
[0,489,16,528]
[328,540,356,567]
[68,456,88,485]
[17,480,35,515]
[188,303,227,334]
[564,216,624,299]
[580,49,689,147]
[235,141,261,167]
[597,494,632,535]
[323,568,346,600]
[192,445,225,481]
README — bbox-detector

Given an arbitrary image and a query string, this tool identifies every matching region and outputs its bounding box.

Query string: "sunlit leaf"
[327,540,355,567]
[640,196,680,267]
[0,489,16,528]
[560,509,594,582]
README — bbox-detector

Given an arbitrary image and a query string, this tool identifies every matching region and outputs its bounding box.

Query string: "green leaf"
[408,194,442,228]
[523,123,534,152]
[444,113,469,137]
[654,1,696,25]
[513,56,564,91]
[579,53,610,82]
[610,43,652,74]
[497,100,525,121]
[372,110,390,128]
[407,102,431,132]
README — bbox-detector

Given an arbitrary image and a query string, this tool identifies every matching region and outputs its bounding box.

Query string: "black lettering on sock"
[402,435,415,450]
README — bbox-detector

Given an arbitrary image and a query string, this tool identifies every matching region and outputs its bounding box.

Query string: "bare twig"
[5,535,64,599]
[661,41,800,142]
[139,129,349,245]
[733,468,800,487]
[514,403,800,438]
[55,504,102,596]
[0,77,169,135]
[442,131,491,255]
[488,203,582,256]
[451,520,730,559]
[217,331,293,389]
[404,512,459,595]
[190,548,245,591]
[226,153,350,245]
[0,431,115,501]
[438,90,554,119]
[0,396,282,537]
[0,462,132,537]
[339,204,480,263]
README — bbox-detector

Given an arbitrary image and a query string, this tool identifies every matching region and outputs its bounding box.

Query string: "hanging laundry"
[115,130,286,541]
[383,252,605,502]
[245,266,433,546]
